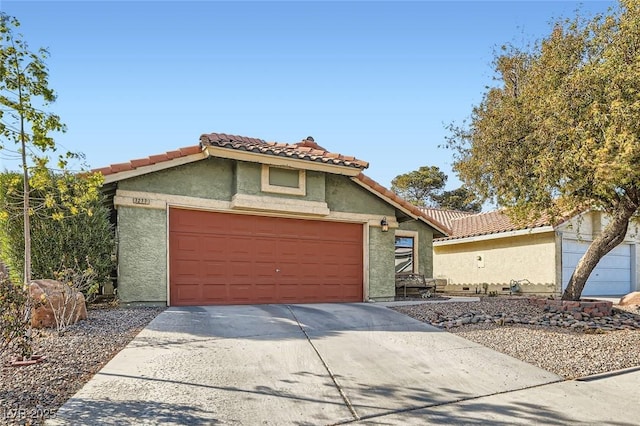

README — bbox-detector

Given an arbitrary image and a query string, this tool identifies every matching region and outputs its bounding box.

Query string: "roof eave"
[433,225,555,246]
[101,150,208,184]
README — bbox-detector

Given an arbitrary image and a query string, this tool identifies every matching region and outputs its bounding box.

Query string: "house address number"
[132,197,151,205]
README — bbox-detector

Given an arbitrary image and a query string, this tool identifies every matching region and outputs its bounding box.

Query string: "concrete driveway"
[49,302,631,425]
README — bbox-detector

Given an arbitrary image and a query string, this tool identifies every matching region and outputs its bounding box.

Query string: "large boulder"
[29,279,87,329]
[619,292,640,307]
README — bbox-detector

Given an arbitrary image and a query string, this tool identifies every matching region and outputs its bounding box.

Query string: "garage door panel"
[562,239,631,296]
[174,283,200,301]
[564,240,630,256]
[563,253,630,269]
[172,259,200,278]
[201,283,229,300]
[228,237,256,257]
[300,263,321,277]
[253,238,277,259]
[169,208,363,306]
[228,284,254,299]
[201,235,228,254]
[203,261,228,281]
[278,219,314,238]
[172,234,200,253]
[277,245,300,263]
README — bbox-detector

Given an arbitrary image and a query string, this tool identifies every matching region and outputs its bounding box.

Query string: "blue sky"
[0,0,615,191]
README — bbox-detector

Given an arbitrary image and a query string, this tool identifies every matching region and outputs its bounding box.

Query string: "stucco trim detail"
[114,190,231,211]
[103,152,208,184]
[433,225,555,246]
[230,193,330,216]
[114,190,402,229]
[204,146,362,176]
[260,165,306,196]
[363,224,370,301]
[165,204,171,307]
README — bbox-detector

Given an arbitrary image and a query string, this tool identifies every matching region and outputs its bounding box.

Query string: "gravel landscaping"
[0,303,164,426]
[393,297,640,380]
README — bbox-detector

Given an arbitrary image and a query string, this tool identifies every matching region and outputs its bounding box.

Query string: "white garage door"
[562,239,632,296]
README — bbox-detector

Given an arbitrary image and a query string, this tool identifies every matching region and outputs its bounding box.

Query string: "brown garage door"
[169,208,363,306]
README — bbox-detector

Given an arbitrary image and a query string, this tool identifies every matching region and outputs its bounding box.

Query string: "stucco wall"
[398,220,435,278]
[368,230,396,300]
[326,175,398,300]
[117,206,167,304]
[325,175,394,215]
[119,158,234,201]
[433,232,557,294]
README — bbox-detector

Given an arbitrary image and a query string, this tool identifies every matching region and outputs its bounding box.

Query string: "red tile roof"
[93,145,203,176]
[419,207,476,230]
[200,133,369,170]
[436,209,553,241]
[354,174,450,236]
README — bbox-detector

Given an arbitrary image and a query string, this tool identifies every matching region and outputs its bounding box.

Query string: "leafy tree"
[434,187,482,213]
[391,166,447,206]
[446,0,640,300]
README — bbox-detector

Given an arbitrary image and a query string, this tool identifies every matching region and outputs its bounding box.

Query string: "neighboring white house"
[424,208,640,297]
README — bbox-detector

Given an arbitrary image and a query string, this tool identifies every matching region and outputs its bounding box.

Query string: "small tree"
[446,0,640,300]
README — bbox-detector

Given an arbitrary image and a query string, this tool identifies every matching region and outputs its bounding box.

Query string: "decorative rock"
[29,279,87,329]
[531,297,613,316]
[619,292,640,306]
[405,298,640,333]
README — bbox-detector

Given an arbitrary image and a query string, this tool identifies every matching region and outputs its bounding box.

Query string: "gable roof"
[93,132,449,236]
[435,209,554,242]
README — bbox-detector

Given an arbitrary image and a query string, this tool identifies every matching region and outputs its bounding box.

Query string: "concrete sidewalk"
[46,303,637,425]
[363,367,640,425]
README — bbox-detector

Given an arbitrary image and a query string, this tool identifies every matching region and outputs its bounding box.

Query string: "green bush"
[0,171,115,295]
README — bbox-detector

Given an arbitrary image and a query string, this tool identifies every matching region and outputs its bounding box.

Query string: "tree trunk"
[19,108,31,285]
[562,201,638,301]
[22,137,30,285]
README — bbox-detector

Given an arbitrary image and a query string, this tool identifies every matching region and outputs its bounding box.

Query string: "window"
[261,165,306,196]
[395,236,415,273]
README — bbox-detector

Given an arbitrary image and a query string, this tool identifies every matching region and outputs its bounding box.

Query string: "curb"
[576,365,640,382]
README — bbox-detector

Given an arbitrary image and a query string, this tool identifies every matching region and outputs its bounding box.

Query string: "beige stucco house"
[96,133,448,306]
[427,208,640,297]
